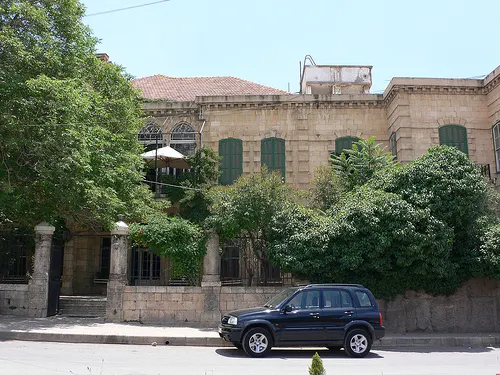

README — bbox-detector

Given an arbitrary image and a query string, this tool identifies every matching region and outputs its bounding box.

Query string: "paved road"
[0,341,498,375]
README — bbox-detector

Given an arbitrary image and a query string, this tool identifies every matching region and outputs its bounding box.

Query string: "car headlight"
[228,316,238,325]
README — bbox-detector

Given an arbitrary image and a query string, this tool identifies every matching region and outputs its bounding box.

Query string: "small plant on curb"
[309,352,326,375]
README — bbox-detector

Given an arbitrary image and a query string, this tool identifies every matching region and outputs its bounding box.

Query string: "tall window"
[98,237,111,279]
[335,136,360,155]
[138,122,163,146]
[493,122,500,173]
[389,132,397,157]
[170,122,196,156]
[439,125,468,155]
[221,239,240,282]
[219,138,243,185]
[131,247,161,285]
[261,137,286,180]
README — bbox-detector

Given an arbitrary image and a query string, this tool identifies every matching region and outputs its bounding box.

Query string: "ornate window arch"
[170,122,196,156]
[138,122,163,145]
[439,125,468,155]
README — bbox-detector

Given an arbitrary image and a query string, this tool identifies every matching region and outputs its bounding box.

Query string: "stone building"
[133,62,500,192]
[2,60,500,327]
[62,60,500,296]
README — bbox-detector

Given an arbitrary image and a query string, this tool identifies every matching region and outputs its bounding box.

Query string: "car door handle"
[309,312,320,319]
[344,311,354,315]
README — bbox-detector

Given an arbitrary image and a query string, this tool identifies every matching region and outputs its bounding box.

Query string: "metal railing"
[0,230,34,284]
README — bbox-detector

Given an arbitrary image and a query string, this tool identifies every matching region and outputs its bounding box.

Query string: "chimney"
[96,53,109,62]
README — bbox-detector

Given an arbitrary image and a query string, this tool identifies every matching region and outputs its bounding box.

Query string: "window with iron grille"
[98,237,111,279]
[221,240,240,281]
[389,132,397,157]
[335,136,360,155]
[261,137,286,180]
[131,247,161,284]
[138,122,163,144]
[439,125,468,155]
[0,230,33,284]
[493,122,500,173]
[170,122,196,156]
[219,138,243,185]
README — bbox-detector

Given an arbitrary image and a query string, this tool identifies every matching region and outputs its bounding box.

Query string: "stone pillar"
[60,238,74,295]
[106,220,128,322]
[28,222,55,317]
[201,231,221,287]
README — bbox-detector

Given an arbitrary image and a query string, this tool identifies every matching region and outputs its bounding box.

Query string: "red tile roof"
[132,75,288,101]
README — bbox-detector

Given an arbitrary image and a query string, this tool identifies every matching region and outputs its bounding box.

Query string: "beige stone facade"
[137,65,500,190]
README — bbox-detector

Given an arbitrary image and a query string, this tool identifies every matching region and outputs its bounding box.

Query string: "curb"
[0,331,231,347]
[1,331,499,348]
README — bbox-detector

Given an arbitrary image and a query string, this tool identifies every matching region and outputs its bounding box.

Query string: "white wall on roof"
[301,66,372,94]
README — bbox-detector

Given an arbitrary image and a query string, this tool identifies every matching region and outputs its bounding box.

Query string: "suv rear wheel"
[344,329,372,358]
[242,327,272,357]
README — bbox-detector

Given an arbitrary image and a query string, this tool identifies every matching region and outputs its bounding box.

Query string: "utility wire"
[85,0,169,17]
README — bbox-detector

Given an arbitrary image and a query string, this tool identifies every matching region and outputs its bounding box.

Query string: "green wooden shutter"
[335,136,360,155]
[261,137,286,180]
[439,125,468,155]
[219,138,243,185]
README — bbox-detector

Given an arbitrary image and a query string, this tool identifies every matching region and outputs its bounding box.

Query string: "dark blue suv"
[218,284,385,357]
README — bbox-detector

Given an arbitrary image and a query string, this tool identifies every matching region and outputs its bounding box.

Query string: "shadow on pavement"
[215,347,383,359]
[380,346,495,354]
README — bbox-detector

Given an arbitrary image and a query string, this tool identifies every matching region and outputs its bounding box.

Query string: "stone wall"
[118,278,500,333]
[379,278,500,333]
[121,285,283,326]
[0,284,29,315]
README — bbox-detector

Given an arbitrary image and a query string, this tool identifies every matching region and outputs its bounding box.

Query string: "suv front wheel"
[344,329,372,358]
[242,327,272,357]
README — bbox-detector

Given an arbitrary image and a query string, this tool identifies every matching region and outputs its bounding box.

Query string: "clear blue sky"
[81,0,499,94]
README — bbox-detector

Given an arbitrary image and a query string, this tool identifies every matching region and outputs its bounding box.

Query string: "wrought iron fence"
[220,236,295,286]
[0,230,34,284]
[130,246,200,286]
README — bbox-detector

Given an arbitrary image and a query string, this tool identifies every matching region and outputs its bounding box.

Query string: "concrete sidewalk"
[0,315,499,348]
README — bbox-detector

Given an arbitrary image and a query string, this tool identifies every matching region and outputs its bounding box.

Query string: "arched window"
[335,136,360,155]
[219,138,243,185]
[439,125,468,155]
[170,122,196,156]
[261,137,286,180]
[138,122,163,145]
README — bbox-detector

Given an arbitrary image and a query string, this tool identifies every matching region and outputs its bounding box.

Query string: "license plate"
[218,326,222,334]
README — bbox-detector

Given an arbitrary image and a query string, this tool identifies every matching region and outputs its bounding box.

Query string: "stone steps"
[59,296,107,318]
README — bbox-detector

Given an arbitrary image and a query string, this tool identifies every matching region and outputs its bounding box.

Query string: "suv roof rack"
[304,283,365,288]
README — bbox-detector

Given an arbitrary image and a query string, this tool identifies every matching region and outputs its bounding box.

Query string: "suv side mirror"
[283,305,292,313]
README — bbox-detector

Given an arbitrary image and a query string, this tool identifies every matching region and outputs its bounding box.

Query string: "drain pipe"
[199,120,206,148]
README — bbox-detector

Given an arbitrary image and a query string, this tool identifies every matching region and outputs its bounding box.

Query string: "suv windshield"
[264,287,298,308]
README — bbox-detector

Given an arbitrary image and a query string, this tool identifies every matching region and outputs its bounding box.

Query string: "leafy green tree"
[309,352,326,375]
[477,222,500,278]
[0,0,159,230]
[330,136,396,190]
[207,168,294,285]
[158,147,219,223]
[129,213,206,282]
[270,187,455,298]
[310,165,344,211]
[372,146,492,281]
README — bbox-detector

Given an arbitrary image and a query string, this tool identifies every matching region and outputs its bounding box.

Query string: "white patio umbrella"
[141,146,190,169]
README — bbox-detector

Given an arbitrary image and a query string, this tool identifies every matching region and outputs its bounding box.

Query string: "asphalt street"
[0,341,498,375]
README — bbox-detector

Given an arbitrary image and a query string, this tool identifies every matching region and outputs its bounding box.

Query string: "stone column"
[28,222,55,317]
[201,231,221,287]
[106,220,128,322]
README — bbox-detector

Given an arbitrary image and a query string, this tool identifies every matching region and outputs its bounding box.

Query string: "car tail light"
[379,312,383,326]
